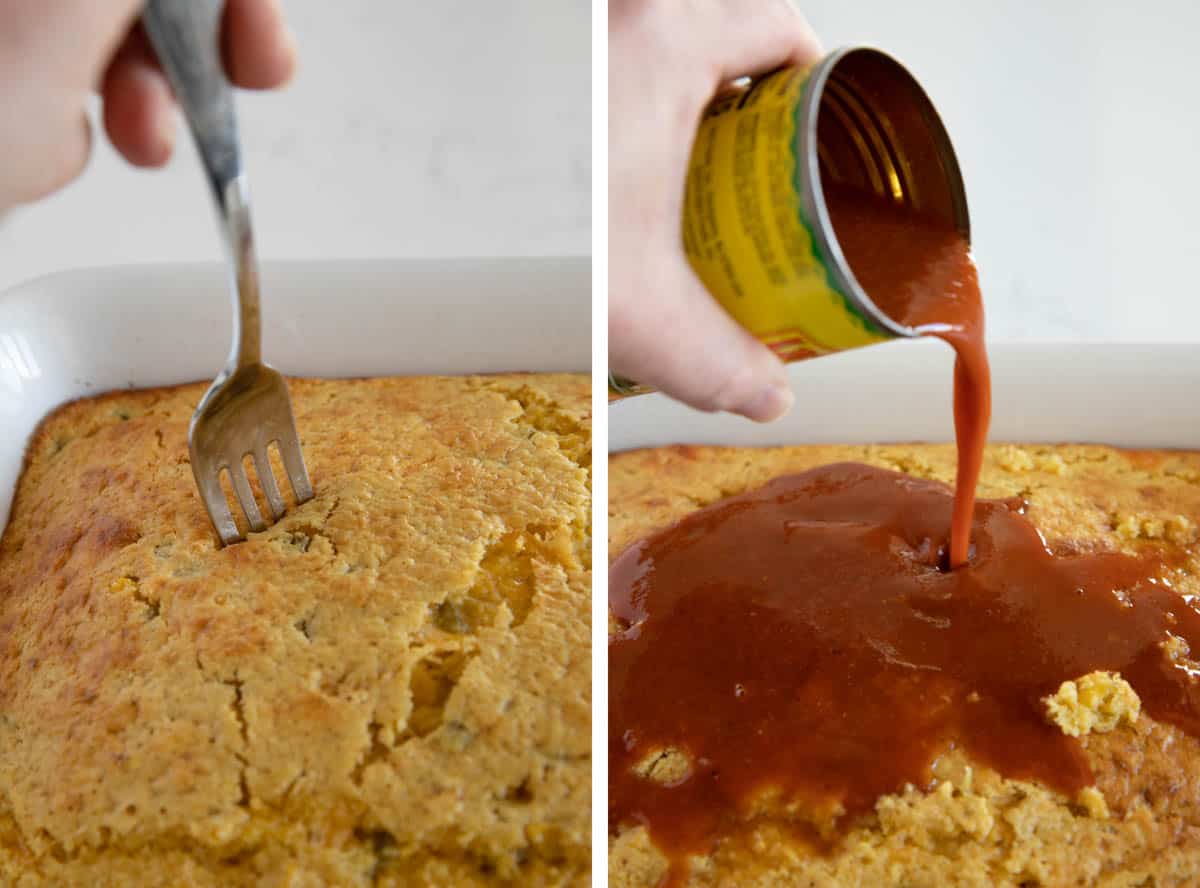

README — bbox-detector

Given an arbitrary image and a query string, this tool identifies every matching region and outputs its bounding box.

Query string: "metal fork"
[144,0,313,545]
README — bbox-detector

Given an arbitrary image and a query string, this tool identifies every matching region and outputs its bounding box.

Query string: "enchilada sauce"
[824,184,990,569]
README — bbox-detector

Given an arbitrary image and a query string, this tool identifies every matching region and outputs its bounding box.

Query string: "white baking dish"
[610,340,1200,451]
[0,257,590,531]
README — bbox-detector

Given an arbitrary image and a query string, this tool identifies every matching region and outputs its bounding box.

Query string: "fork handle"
[143,0,262,369]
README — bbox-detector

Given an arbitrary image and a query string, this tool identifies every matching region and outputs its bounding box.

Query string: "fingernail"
[737,382,794,422]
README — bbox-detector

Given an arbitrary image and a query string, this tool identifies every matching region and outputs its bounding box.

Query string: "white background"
[3,3,1198,342]
[0,1,590,292]
[803,0,1199,340]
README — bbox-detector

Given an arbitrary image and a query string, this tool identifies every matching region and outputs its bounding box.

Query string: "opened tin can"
[609,46,970,397]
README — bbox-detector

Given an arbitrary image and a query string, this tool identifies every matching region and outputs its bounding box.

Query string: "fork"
[143,0,313,545]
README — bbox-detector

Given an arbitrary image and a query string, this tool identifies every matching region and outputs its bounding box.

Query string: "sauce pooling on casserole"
[609,464,1199,885]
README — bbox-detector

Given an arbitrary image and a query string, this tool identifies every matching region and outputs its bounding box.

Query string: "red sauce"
[609,465,1199,883]
[824,184,991,568]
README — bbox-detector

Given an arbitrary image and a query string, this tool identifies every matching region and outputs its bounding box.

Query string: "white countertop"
[0,1,590,291]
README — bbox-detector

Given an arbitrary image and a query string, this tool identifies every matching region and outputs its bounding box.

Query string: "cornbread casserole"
[610,443,1200,888]
[0,374,590,886]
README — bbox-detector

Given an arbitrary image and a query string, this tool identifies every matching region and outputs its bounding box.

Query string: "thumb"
[610,269,795,422]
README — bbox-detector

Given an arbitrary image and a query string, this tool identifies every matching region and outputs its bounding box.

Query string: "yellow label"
[681,67,891,359]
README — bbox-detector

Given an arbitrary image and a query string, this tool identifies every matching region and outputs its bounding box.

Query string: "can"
[609,47,970,397]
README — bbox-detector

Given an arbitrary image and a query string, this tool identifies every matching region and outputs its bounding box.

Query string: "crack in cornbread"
[0,374,590,887]
[609,443,1200,888]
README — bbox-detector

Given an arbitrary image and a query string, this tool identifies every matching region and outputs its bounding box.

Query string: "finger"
[101,30,176,168]
[1,0,144,91]
[223,0,297,89]
[707,0,823,84]
[5,107,93,207]
[610,265,795,422]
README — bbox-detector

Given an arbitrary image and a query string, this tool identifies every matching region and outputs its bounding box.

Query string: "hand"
[0,0,295,210]
[609,0,822,421]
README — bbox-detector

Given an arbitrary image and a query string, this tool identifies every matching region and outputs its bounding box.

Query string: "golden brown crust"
[609,443,1200,887]
[0,374,591,887]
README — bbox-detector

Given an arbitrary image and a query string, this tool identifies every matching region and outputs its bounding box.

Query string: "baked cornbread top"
[0,374,590,887]
[609,443,1200,888]
[609,444,1200,560]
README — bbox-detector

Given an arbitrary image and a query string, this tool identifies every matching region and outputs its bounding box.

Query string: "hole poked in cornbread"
[108,576,159,620]
[435,525,577,632]
[481,381,591,471]
[406,649,473,739]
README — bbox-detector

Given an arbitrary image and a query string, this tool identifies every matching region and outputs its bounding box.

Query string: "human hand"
[609,0,822,421]
[0,0,295,210]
